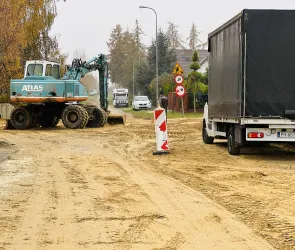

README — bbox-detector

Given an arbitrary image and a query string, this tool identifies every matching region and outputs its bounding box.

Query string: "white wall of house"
[198,59,208,74]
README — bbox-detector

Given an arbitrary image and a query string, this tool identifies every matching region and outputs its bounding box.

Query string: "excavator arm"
[62,54,109,110]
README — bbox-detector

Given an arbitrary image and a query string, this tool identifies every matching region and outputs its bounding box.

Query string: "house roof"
[175,49,209,76]
[199,56,208,65]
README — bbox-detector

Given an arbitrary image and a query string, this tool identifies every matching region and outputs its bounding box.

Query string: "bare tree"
[187,23,202,50]
[166,22,184,49]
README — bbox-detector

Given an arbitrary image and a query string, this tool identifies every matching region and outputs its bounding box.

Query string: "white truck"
[113,88,129,108]
[203,9,295,155]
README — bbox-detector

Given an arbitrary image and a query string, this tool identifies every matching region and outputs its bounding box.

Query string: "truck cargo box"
[208,9,295,119]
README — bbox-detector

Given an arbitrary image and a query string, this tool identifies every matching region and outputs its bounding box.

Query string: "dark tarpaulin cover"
[208,9,295,119]
[244,9,295,117]
[208,15,242,118]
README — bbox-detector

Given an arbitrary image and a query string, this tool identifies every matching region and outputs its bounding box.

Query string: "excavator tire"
[80,107,89,128]
[86,107,106,128]
[10,106,33,130]
[101,109,108,126]
[38,115,59,128]
[62,105,89,129]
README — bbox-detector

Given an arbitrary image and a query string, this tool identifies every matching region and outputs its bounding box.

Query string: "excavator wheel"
[10,106,33,130]
[86,107,106,128]
[102,109,108,126]
[62,105,89,129]
[80,107,89,128]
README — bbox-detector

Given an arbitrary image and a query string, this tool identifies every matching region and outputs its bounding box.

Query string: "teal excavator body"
[7,54,120,130]
[10,54,108,109]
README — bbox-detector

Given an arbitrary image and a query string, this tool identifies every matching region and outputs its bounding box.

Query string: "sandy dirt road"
[0,113,294,250]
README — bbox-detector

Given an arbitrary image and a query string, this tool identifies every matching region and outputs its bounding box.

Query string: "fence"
[0,103,14,119]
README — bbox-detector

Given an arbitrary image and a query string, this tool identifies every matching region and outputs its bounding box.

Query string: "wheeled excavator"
[8,54,125,129]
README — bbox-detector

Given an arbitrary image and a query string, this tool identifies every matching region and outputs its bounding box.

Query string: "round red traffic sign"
[174,74,184,84]
[175,84,186,97]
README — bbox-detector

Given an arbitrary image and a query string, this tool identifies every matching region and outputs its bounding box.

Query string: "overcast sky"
[51,0,295,62]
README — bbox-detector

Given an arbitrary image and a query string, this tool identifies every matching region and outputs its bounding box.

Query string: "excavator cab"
[24,60,61,79]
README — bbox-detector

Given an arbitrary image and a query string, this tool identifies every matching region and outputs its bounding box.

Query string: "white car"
[132,96,152,111]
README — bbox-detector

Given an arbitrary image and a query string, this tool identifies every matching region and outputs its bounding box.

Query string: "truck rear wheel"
[10,107,33,130]
[86,107,106,128]
[227,126,241,155]
[202,120,214,144]
[62,105,89,129]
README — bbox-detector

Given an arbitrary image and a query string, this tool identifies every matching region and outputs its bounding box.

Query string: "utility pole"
[139,5,158,102]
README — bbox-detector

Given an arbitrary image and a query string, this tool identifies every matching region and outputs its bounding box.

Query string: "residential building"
[198,56,208,74]
[175,49,209,76]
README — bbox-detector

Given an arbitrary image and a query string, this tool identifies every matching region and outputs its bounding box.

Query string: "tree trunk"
[193,92,196,113]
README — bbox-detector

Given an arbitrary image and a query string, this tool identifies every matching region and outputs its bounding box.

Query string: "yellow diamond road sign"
[173,63,184,75]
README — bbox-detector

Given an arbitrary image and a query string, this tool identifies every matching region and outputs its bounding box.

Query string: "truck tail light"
[248,132,264,138]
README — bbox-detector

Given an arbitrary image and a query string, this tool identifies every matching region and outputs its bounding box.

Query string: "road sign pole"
[181,97,184,115]
[172,63,185,114]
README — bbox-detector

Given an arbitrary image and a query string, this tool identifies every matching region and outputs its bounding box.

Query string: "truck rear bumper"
[246,128,295,141]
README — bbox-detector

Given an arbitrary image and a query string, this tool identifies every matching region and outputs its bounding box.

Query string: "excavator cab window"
[45,64,52,76]
[52,65,60,79]
[27,64,43,76]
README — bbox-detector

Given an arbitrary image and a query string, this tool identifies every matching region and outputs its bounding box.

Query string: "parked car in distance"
[132,96,151,111]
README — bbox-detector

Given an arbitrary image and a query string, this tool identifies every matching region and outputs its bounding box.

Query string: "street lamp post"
[139,5,159,103]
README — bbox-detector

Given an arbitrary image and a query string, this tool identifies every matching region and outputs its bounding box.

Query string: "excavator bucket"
[107,113,126,125]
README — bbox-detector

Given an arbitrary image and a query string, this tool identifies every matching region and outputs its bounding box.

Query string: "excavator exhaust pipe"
[107,113,126,125]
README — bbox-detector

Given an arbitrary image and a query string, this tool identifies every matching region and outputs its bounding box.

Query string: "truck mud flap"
[107,113,126,125]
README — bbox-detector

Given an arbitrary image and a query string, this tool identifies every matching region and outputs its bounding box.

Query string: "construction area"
[2,4,295,250]
[0,113,295,250]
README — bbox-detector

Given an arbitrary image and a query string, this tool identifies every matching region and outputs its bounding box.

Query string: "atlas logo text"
[22,85,43,92]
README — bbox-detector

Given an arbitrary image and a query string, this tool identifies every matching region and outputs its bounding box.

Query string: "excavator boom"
[62,54,109,111]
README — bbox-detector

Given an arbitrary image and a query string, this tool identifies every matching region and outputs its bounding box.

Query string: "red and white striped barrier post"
[153,106,169,155]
